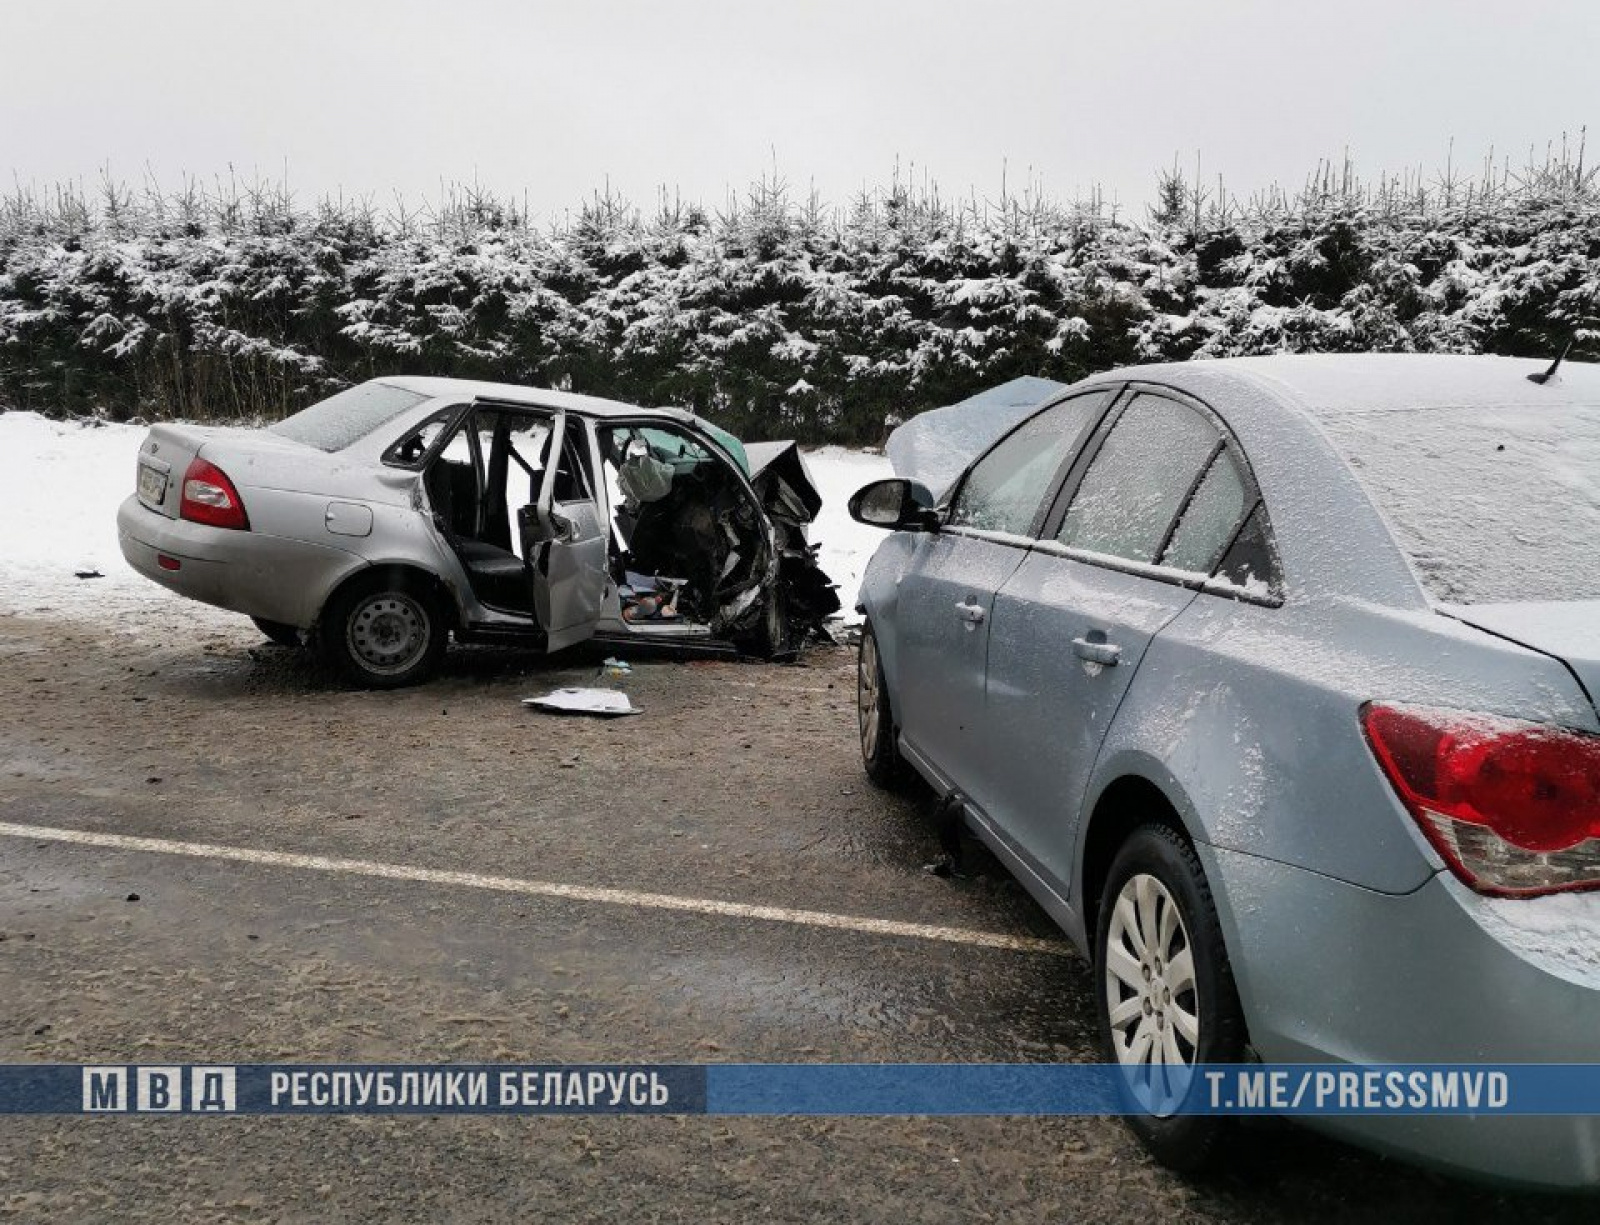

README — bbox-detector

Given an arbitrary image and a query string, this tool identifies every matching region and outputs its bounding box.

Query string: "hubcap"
[347,592,430,676]
[858,632,881,760]
[1104,872,1200,1114]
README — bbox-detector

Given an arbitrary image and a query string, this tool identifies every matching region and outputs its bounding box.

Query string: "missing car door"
[597,421,771,634]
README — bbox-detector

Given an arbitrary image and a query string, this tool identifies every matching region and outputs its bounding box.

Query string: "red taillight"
[1362,702,1600,897]
[179,457,249,530]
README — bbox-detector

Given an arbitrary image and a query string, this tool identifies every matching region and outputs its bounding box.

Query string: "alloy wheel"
[1104,872,1200,1114]
[858,631,882,761]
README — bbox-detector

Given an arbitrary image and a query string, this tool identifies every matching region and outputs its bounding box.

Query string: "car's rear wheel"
[858,622,905,789]
[319,571,448,689]
[251,617,303,648]
[1095,823,1245,1174]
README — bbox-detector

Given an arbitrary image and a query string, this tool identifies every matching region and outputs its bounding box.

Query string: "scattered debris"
[524,688,640,718]
[73,569,104,580]
[600,657,633,677]
[832,622,863,647]
[923,792,969,879]
[125,893,140,903]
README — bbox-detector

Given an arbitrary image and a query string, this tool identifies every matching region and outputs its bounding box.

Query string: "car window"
[384,408,459,468]
[270,383,428,452]
[1057,394,1221,564]
[1214,503,1280,596]
[948,392,1108,536]
[1160,446,1249,573]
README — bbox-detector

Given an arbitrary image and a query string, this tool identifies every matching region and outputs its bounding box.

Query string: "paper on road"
[524,688,640,717]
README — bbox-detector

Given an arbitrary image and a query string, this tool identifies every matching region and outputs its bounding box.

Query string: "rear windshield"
[271,383,428,452]
[1320,402,1600,604]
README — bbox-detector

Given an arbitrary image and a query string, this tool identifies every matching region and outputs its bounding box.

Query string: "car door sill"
[591,631,740,659]
[898,735,1088,954]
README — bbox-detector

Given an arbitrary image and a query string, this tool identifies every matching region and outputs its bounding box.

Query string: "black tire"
[251,617,303,648]
[752,586,792,660]
[1094,823,1246,1174]
[317,570,448,689]
[858,621,906,789]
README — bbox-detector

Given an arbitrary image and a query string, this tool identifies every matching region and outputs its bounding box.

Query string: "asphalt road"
[0,610,1591,1222]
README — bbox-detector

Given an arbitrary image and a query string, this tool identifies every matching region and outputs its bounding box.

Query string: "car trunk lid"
[136,423,317,518]
[134,424,229,519]
[1444,599,1600,717]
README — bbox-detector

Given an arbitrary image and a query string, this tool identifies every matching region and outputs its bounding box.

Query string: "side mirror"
[847,478,940,532]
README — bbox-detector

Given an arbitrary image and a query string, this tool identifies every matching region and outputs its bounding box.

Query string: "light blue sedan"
[850,354,1600,1187]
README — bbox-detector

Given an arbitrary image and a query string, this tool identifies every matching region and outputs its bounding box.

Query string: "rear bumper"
[1209,845,1600,1188]
[117,495,360,628]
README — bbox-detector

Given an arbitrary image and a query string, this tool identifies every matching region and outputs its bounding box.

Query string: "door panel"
[894,531,1029,795]
[896,390,1118,793]
[978,389,1253,895]
[522,412,609,652]
[981,552,1198,889]
[524,498,609,651]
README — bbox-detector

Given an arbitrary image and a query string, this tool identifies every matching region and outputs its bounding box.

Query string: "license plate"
[137,462,168,506]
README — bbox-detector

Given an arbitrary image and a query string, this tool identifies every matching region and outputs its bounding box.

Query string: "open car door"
[518,411,609,652]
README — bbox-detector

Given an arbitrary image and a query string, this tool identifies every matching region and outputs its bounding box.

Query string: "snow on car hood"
[1445,599,1600,719]
[886,375,1067,505]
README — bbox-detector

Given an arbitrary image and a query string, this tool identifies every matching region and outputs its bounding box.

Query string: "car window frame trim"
[1028,536,1285,608]
[380,399,478,471]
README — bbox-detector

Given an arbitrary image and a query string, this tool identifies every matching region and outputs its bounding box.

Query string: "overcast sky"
[7,0,1596,219]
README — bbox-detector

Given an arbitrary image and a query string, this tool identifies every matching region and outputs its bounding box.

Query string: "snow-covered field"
[0,411,890,630]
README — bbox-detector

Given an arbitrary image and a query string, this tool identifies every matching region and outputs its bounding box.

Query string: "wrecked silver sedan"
[116,377,838,685]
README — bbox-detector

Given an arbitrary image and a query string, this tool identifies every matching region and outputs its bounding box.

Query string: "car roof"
[1082,353,1600,419]
[376,375,688,420]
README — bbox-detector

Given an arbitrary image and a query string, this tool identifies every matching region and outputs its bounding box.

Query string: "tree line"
[2,145,1596,443]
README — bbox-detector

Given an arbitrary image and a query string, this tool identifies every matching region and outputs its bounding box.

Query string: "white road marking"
[0,820,1071,957]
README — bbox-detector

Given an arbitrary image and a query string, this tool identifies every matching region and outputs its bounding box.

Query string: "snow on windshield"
[1321,401,1600,605]
[270,383,428,452]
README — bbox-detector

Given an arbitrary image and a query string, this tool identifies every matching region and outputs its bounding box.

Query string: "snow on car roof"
[1102,353,1600,418]
[377,376,691,420]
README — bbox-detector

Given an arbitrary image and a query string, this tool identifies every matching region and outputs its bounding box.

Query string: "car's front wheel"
[318,571,448,689]
[1095,823,1246,1173]
[858,621,905,788]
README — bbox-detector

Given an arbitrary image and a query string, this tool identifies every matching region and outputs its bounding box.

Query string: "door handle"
[1071,637,1122,666]
[955,600,987,625]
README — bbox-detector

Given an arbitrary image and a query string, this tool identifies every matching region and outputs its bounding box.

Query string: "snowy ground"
[0,411,891,630]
